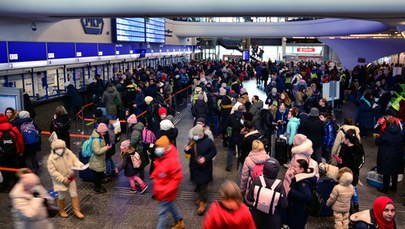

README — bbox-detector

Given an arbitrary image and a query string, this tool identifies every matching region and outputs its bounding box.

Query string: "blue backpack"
[20,121,40,145]
[81,137,100,158]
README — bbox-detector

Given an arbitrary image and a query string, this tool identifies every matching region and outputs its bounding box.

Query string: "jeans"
[156,201,183,229]
[352,186,359,204]
[105,157,116,176]
[227,137,237,168]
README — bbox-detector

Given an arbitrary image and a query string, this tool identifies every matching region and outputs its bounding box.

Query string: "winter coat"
[88,129,109,172]
[258,109,274,138]
[101,86,121,116]
[300,116,324,148]
[323,120,336,150]
[295,91,305,106]
[49,114,71,149]
[331,125,361,156]
[185,135,217,184]
[134,92,146,116]
[287,173,317,229]
[151,144,183,202]
[47,147,83,192]
[249,100,264,124]
[350,209,397,229]
[129,122,145,152]
[0,114,24,155]
[285,117,300,145]
[191,100,209,120]
[246,160,288,229]
[274,109,288,136]
[357,97,375,129]
[219,95,233,118]
[339,144,364,186]
[326,172,355,213]
[240,149,271,193]
[304,95,319,113]
[239,130,262,166]
[203,201,255,229]
[375,124,405,175]
[265,93,279,106]
[145,102,160,133]
[9,183,54,229]
[117,147,140,177]
[225,111,244,138]
[65,84,81,108]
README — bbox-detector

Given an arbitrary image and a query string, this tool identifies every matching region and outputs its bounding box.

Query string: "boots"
[197,201,207,216]
[57,199,68,218]
[72,196,85,219]
[171,219,185,229]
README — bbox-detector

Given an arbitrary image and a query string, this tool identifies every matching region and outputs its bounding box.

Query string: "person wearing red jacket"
[151,136,184,229]
[0,113,24,192]
[203,180,255,229]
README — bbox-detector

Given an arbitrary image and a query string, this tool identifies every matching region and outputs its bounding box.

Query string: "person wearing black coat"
[185,125,217,215]
[246,158,288,229]
[300,107,324,163]
[375,118,405,193]
[239,120,261,166]
[49,106,71,149]
[287,159,317,229]
[191,95,209,123]
[224,104,245,171]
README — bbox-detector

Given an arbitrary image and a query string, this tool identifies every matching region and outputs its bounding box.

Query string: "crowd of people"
[1,59,404,229]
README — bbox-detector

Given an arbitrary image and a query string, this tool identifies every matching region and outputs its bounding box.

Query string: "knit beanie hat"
[120,140,131,151]
[160,119,174,131]
[97,123,108,134]
[127,114,138,124]
[158,107,167,116]
[19,110,30,119]
[309,107,319,117]
[271,87,277,93]
[144,96,154,104]
[19,173,40,192]
[166,115,174,123]
[155,136,171,148]
[51,139,66,150]
[240,88,247,94]
[221,83,227,88]
[219,87,227,96]
[191,125,204,136]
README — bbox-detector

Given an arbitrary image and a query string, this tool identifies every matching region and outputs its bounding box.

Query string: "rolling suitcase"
[78,150,96,182]
[275,138,288,165]
[317,178,337,216]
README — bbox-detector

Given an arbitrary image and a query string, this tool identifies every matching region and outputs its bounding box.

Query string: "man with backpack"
[14,111,41,173]
[0,113,24,192]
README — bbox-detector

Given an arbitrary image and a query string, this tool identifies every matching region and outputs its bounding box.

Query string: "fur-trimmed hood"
[51,139,66,150]
[291,138,313,156]
[339,172,353,186]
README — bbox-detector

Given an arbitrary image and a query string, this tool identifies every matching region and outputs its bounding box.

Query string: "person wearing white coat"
[47,139,85,219]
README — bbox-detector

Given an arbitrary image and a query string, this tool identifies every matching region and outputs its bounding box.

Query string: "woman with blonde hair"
[50,106,71,149]
[279,92,292,107]
[240,140,271,203]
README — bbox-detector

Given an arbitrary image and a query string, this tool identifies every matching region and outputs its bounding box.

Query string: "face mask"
[193,135,200,141]
[240,119,244,125]
[155,147,165,157]
[55,149,64,156]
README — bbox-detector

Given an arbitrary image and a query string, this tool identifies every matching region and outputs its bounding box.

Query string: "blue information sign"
[8,41,47,62]
[47,42,75,59]
[0,41,7,63]
[76,43,98,57]
[115,44,131,55]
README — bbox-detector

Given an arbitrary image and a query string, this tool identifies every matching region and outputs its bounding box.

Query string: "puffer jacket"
[331,124,361,156]
[240,149,271,193]
[285,117,300,145]
[323,120,336,150]
[0,114,24,155]
[249,100,264,124]
[129,122,145,152]
[101,86,121,116]
[326,172,355,213]
[89,129,109,172]
[47,147,83,192]
[350,209,397,229]
[10,183,54,229]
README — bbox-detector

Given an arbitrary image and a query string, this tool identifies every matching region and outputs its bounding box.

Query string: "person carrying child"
[326,167,355,229]
[117,140,148,194]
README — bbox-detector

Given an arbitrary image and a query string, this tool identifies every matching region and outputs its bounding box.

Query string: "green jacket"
[130,122,145,152]
[89,129,109,172]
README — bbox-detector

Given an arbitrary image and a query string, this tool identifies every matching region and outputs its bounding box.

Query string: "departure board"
[145,18,165,43]
[112,18,145,43]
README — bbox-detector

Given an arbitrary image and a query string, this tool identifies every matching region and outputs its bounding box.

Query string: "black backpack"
[0,129,17,157]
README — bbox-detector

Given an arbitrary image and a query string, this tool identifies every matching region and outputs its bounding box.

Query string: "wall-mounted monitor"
[0,87,24,114]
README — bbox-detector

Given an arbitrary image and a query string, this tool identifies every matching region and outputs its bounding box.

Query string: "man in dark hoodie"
[224,104,246,172]
[299,107,324,163]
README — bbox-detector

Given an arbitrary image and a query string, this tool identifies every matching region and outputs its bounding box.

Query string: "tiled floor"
[1,79,404,228]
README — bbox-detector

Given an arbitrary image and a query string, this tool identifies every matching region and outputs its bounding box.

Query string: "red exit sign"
[297,48,315,52]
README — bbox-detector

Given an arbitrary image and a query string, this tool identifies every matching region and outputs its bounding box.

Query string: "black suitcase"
[275,138,288,165]
[78,150,96,182]
[317,178,337,217]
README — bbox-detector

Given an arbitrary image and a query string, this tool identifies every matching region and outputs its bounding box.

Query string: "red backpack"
[251,163,265,180]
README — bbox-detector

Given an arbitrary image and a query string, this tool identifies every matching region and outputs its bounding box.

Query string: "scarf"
[372,196,395,229]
